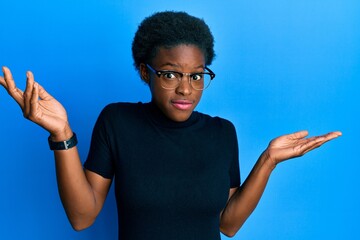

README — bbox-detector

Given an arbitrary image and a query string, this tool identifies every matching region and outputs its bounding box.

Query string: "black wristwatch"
[48,133,78,150]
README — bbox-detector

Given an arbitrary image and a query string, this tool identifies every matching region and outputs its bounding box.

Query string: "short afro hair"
[132,11,215,72]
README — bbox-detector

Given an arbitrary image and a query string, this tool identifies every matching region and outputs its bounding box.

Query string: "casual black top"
[84,101,241,240]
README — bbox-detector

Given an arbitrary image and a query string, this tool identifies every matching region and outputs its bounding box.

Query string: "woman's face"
[140,44,206,122]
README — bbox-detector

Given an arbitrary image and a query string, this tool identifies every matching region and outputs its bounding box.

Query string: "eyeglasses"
[146,64,215,90]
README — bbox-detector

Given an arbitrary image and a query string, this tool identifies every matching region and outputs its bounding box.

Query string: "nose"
[175,75,192,96]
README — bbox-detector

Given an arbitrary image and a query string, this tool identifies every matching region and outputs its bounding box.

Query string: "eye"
[161,72,177,79]
[191,74,203,81]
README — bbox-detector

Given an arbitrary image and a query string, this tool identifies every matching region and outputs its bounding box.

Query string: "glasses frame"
[146,64,216,90]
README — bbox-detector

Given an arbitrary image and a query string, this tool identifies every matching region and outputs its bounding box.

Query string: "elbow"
[70,219,94,231]
[220,226,238,238]
[62,203,99,231]
[221,230,237,238]
[67,213,96,231]
[71,223,90,232]
[72,225,86,232]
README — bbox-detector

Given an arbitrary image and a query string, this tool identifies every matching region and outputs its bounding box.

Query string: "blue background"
[1,0,359,239]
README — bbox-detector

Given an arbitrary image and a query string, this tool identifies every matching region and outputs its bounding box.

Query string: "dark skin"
[139,44,204,122]
[0,44,342,236]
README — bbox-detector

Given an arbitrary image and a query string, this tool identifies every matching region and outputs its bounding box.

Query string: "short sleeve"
[83,105,115,179]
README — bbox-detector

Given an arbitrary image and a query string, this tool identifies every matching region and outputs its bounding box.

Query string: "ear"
[139,63,150,84]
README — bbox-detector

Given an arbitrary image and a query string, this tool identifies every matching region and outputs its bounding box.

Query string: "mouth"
[171,99,194,110]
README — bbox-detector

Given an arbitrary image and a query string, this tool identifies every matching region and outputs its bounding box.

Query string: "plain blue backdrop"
[1,0,359,239]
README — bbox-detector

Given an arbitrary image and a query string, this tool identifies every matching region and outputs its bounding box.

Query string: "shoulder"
[195,112,238,150]
[101,102,143,113]
[98,102,144,118]
[197,112,236,132]
[94,102,146,128]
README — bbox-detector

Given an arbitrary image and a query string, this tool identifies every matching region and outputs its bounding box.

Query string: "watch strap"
[48,133,78,150]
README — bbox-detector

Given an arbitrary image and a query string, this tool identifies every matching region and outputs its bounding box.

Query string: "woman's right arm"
[0,66,111,230]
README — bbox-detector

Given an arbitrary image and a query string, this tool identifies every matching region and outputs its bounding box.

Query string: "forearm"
[220,130,342,237]
[51,130,98,230]
[1,67,113,230]
[220,151,275,237]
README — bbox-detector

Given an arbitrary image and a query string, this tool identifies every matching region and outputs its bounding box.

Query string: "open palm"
[1,67,69,135]
[266,130,342,165]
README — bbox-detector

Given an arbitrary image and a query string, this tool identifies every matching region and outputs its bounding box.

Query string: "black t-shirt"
[84,102,240,240]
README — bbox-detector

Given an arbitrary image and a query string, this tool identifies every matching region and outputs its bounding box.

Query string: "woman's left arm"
[219,130,342,237]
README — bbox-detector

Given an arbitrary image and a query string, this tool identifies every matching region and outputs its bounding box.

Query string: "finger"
[2,66,16,91]
[28,81,40,123]
[316,131,342,144]
[289,130,309,140]
[298,131,342,154]
[1,66,12,88]
[324,131,342,138]
[23,71,35,117]
[1,66,25,108]
[271,130,308,143]
[37,83,54,101]
[0,67,8,88]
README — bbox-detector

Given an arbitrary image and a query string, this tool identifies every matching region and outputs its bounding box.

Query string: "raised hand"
[0,66,70,138]
[264,130,342,167]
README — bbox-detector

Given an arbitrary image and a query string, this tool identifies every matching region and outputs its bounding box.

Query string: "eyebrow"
[158,63,205,71]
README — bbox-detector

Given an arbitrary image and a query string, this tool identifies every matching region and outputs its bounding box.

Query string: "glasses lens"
[160,72,181,89]
[191,73,212,90]
[159,72,212,90]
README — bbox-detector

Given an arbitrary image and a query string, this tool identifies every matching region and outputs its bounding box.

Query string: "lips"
[171,99,194,110]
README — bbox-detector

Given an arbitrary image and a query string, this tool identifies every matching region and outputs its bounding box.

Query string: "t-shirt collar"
[144,100,199,129]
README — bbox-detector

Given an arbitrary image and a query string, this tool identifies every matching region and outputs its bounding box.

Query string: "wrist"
[260,150,277,172]
[48,132,78,151]
[49,124,73,142]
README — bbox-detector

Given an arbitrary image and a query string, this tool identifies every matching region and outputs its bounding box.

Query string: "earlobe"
[139,63,150,84]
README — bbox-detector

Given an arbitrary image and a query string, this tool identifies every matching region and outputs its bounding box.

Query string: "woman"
[0,11,341,240]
